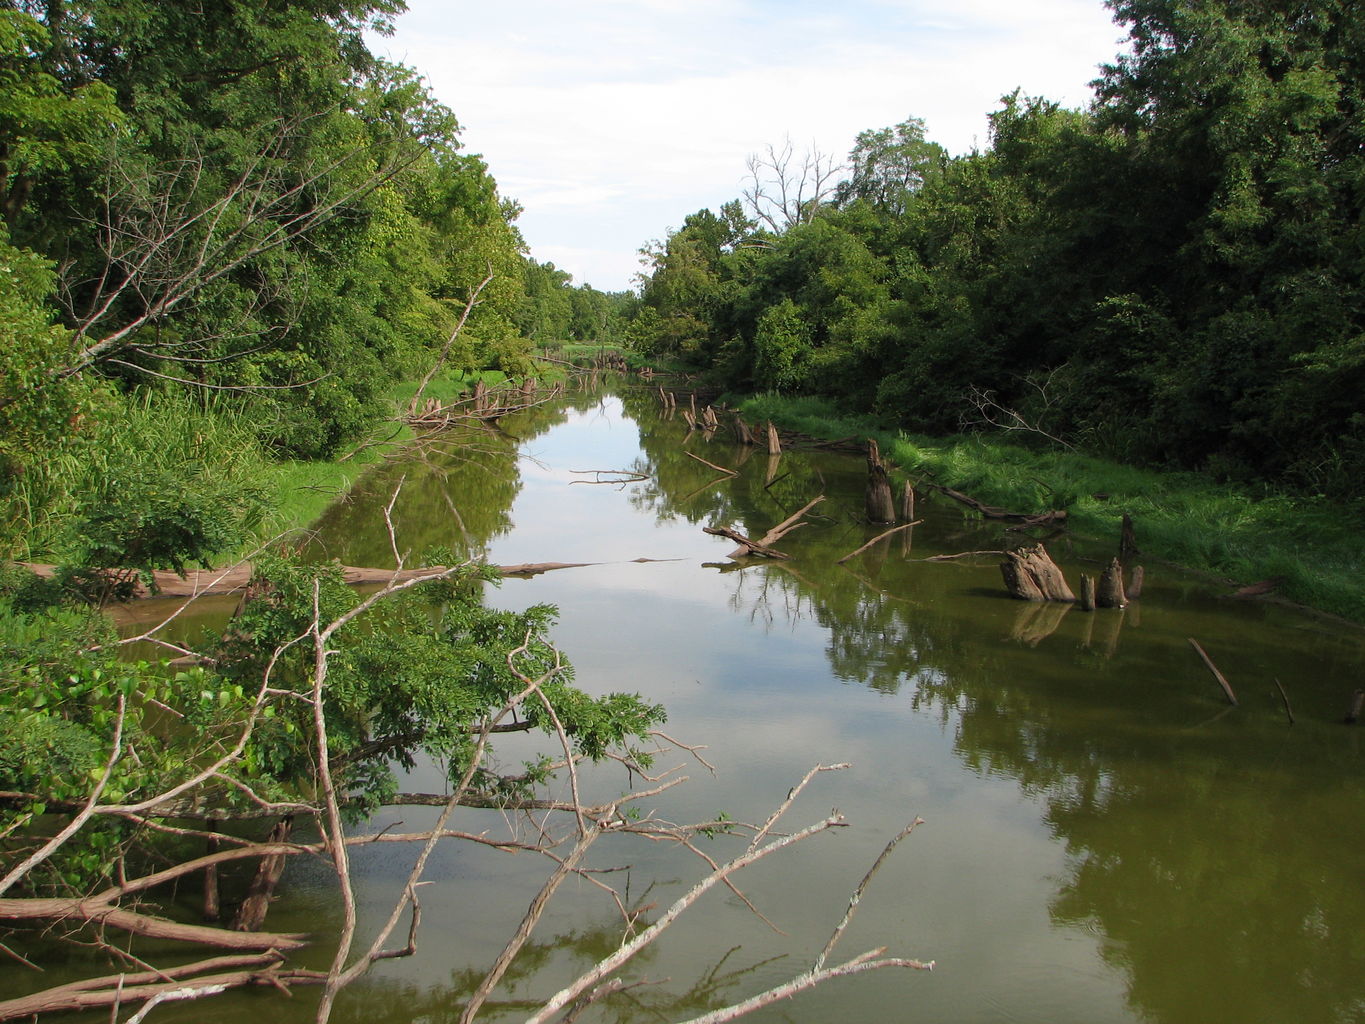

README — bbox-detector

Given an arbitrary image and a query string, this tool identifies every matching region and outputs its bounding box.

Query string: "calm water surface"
[88,386,1365,1022]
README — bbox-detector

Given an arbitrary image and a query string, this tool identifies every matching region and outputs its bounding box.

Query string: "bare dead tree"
[0,113,424,418]
[961,373,1076,451]
[406,264,496,417]
[741,137,843,234]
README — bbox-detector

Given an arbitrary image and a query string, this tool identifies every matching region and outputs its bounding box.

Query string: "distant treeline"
[629,0,1365,505]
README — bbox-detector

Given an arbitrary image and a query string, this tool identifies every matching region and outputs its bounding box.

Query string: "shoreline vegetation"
[721,388,1364,626]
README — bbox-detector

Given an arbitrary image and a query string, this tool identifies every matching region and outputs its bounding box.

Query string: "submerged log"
[865,439,896,524]
[1097,558,1128,609]
[1000,543,1076,602]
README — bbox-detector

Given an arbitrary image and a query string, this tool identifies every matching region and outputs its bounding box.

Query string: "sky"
[371,1,1129,293]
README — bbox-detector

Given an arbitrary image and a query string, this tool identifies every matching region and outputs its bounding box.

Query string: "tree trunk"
[865,439,896,524]
[999,544,1075,602]
[231,817,294,932]
[1097,558,1127,609]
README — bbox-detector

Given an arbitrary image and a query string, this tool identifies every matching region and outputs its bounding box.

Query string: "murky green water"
[25,384,1365,1023]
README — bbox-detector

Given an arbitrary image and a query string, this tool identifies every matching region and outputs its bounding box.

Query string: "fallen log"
[0,954,325,1021]
[704,496,825,560]
[21,560,605,599]
[930,484,1068,525]
[702,526,791,560]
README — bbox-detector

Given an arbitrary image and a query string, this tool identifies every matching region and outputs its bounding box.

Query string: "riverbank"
[728,392,1365,624]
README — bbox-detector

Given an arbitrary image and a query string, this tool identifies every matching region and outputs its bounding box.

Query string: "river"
[79,383,1365,1022]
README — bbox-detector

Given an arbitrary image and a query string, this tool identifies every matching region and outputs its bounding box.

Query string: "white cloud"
[374,1,1126,290]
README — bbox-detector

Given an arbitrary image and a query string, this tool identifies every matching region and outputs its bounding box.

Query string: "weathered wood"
[999,543,1076,602]
[702,526,791,560]
[1125,565,1145,601]
[836,521,921,565]
[1188,638,1238,706]
[865,439,896,525]
[901,481,916,522]
[765,421,782,455]
[680,408,697,430]
[1001,557,1046,601]
[733,414,756,446]
[684,451,738,477]
[1079,573,1096,612]
[26,560,617,600]
[231,817,293,932]
[1097,558,1128,609]
[930,484,1068,525]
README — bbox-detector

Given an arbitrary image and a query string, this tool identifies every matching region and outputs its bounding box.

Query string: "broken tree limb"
[759,495,826,547]
[1188,638,1238,706]
[916,550,1006,563]
[1273,678,1295,725]
[929,484,1068,525]
[702,527,791,560]
[836,522,922,565]
[999,544,1075,602]
[684,451,738,477]
[0,954,325,1020]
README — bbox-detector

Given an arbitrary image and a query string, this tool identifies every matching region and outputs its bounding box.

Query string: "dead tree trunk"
[1000,544,1076,602]
[733,415,756,446]
[865,439,896,524]
[766,421,782,455]
[231,817,294,932]
[1079,573,1096,612]
[1097,558,1127,609]
[901,481,916,522]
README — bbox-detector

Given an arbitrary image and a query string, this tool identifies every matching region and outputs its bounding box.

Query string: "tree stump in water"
[733,414,756,446]
[1097,558,1127,608]
[766,421,782,455]
[1000,543,1075,602]
[1079,573,1096,611]
[865,439,896,524]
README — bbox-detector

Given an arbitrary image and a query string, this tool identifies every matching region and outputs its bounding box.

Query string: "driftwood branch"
[1188,638,1238,706]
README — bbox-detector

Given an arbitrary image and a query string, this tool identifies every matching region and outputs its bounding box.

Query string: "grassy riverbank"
[733,393,1365,624]
[255,369,519,548]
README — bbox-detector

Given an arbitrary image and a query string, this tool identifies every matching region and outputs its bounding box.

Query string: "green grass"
[739,393,1365,623]
[253,368,514,547]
